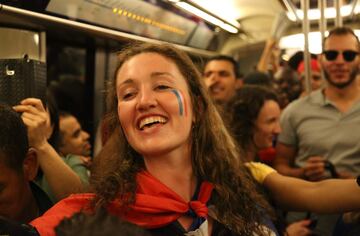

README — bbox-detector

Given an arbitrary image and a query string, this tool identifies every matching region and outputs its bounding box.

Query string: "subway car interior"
[2,0,360,235]
[0,0,359,139]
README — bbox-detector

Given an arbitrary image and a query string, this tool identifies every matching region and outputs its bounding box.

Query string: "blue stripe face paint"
[171,89,184,116]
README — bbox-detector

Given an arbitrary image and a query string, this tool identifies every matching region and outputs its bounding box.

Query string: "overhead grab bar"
[350,0,359,19]
[282,0,300,22]
[335,0,343,27]
[301,0,312,94]
[319,0,327,44]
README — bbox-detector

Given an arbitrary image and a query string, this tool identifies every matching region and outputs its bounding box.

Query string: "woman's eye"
[156,85,171,90]
[123,92,135,100]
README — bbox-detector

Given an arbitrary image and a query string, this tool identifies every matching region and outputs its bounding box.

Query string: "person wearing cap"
[297,58,324,97]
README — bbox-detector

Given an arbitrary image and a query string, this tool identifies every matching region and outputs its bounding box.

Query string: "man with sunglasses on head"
[274,26,360,236]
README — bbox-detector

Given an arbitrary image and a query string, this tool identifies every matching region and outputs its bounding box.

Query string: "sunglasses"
[323,50,359,62]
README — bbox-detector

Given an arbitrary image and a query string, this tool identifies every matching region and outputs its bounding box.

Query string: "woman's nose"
[136,88,158,111]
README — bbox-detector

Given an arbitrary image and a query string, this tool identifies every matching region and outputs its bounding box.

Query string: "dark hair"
[226,85,279,151]
[0,103,28,172]
[288,51,318,71]
[58,110,72,119]
[55,209,150,236]
[91,42,273,235]
[46,90,60,151]
[243,71,273,88]
[323,26,360,50]
[205,55,240,78]
[58,111,75,147]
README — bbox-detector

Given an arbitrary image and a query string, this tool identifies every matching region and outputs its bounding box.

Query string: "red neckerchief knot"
[108,170,214,228]
[188,181,214,217]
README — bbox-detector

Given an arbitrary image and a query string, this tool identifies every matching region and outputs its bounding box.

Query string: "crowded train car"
[1,0,360,236]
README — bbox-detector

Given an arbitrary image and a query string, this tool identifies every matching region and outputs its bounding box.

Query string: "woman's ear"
[22,148,39,181]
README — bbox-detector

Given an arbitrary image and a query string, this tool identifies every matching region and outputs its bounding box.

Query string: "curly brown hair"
[90,42,274,235]
[226,85,279,152]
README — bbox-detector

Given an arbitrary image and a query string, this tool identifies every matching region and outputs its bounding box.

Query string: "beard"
[323,66,359,89]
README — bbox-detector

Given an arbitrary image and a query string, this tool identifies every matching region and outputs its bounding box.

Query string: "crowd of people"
[0,26,360,236]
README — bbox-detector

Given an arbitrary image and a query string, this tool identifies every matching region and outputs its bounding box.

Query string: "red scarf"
[31,171,214,236]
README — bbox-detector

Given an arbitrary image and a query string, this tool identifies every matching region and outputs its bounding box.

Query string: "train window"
[291,0,353,8]
[46,42,92,140]
[279,30,360,56]
[283,0,359,21]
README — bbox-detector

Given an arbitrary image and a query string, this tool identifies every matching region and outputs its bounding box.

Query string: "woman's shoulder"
[245,162,277,184]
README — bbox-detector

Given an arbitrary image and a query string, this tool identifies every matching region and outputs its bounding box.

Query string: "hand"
[343,212,360,224]
[337,171,354,179]
[303,156,326,181]
[286,219,312,236]
[265,38,278,50]
[13,98,50,149]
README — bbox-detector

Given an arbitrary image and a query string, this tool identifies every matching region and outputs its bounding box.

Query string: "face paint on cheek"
[171,89,187,116]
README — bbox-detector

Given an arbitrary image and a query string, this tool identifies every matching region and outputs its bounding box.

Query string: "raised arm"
[13,98,85,201]
[257,38,279,73]
[247,162,360,213]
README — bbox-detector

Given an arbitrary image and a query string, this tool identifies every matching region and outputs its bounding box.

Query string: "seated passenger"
[14,98,87,202]
[58,111,92,169]
[35,110,90,203]
[0,104,52,223]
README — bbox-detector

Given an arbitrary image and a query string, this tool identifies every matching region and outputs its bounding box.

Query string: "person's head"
[274,67,301,108]
[203,55,240,104]
[58,112,91,157]
[243,71,273,88]
[227,85,281,154]
[55,209,150,236]
[92,42,272,235]
[297,58,323,91]
[0,104,38,222]
[321,26,360,89]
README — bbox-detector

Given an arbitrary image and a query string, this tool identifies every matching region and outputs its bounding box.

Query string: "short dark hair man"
[203,55,242,104]
[0,104,52,223]
[58,111,91,158]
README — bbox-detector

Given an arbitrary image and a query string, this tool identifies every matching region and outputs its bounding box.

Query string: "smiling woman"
[28,42,276,236]
[115,52,194,159]
[226,85,281,159]
[91,43,276,235]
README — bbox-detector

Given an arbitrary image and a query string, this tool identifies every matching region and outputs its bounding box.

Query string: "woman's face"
[116,52,194,157]
[253,100,281,150]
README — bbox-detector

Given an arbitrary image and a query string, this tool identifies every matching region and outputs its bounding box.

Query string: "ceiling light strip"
[174,1,239,34]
